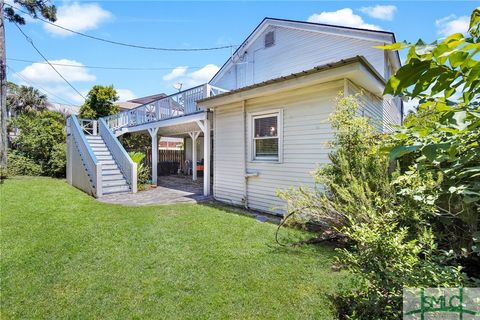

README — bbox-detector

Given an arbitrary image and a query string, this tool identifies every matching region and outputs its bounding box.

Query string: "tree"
[380,7,480,256]
[7,83,48,115]
[10,110,66,177]
[79,85,120,119]
[1,0,56,173]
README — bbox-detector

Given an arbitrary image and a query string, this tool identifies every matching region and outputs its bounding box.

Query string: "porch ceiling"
[157,122,203,138]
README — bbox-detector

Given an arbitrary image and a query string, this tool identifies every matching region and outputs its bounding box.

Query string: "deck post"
[188,131,200,181]
[203,116,211,196]
[148,127,159,185]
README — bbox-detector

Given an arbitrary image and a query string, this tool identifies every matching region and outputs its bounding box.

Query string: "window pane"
[255,116,277,137]
[255,138,278,158]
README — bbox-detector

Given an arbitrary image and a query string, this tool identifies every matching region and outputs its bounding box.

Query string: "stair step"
[102,164,119,170]
[88,140,106,145]
[91,146,108,151]
[93,151,111,156]
[86,135,102,140]
[99,160,115,165]
[97,155,113,160]
[102,169,122,175]
[102,174,124,181]
[103,184,130,194]
[102,179,128,187]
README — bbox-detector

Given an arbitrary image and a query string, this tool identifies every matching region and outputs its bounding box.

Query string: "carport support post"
[203,118,211,196]
[148,127,159,185]
[196,117,211,196]
[188,131,200,181]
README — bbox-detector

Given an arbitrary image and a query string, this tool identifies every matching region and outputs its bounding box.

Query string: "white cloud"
[436,15,469,36]
[44,2,112,36]
[18,59,96,84]
[307,8,382,30]
[162,66,188,81]
[116,89,136,101]
[359,5,397,21]
[163,64,220,89]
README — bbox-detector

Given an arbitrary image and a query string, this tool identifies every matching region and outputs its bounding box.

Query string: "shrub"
[278,94,469,319]
[7,151,43,176]
[10,110,66,178]
[128,151,149,189]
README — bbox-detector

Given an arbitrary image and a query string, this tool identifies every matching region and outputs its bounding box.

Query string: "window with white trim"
[251,112,282,161]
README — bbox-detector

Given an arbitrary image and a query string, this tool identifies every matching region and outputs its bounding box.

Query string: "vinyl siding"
[213,102,245,205]
[212,26,387,90]
[213,80,342,214]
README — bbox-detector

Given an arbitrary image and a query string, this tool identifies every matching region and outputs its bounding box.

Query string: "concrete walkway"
[98,175,210,206]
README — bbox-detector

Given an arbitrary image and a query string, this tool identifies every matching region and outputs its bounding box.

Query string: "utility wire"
[6,4,237,52]
[7,58,203,71]
[13,22,87,101]
[7,65,80,106]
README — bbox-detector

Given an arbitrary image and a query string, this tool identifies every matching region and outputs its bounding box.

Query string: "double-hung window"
[251,111,282,161]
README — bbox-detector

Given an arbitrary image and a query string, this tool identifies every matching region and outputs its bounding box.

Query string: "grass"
[1,177,345,319]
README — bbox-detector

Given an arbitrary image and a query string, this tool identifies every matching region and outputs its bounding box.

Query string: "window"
[251,111,282,161]
[264,31,275,48]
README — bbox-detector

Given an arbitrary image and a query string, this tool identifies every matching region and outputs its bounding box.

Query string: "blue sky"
[5,1,477,107]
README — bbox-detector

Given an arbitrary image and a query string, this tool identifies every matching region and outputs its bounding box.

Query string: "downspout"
[242,100,248,209]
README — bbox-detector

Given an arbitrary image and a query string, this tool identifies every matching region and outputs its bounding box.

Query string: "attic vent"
[264,31,275,48]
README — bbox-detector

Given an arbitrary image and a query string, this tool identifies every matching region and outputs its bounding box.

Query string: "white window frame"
[248,109,283,163]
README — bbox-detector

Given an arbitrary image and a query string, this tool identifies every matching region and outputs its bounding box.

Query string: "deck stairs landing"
[85,135,130,194]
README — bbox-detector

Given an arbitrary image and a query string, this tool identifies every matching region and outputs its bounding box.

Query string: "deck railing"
[79,118,98,135]
[99,118,137,193]
[69,115,103,196]
[103,83,228,133]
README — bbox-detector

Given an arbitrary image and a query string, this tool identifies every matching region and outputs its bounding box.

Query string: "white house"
[66,18,402,215]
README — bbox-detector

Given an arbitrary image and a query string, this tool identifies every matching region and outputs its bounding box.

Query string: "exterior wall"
[345,80,402,133]
[213,80,342,214]
[213,102,246,205]
[70,137,96,196]
[212,26,387,90]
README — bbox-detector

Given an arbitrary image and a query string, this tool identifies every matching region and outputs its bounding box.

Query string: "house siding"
[213,80,342,214]
[212,26,387,91]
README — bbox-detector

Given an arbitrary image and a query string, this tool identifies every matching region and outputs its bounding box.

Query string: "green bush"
[7,151,43,176]
[10,110,66,178]
[128,151,149,190]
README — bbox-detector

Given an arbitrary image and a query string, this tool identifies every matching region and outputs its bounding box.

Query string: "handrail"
[98,117,137,193]
[103,83,228,133]
[79,118,98,135]
[69,115,102,196]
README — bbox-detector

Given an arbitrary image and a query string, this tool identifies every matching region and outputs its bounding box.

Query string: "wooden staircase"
[85,135,130,195]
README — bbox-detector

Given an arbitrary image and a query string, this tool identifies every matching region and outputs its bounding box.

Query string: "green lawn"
[1,177,344,319]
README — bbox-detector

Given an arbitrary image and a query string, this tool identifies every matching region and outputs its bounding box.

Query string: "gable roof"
[210,17,401,85]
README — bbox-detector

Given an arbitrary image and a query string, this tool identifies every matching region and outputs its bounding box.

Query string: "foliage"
[1,176,345,319]
[120,132,150,151]
[3,0,57,25]
[7,150,43,176]
[7,82,48,116]
[78,85,120,119]
[278,94,470,319]
[380,8,480,257]
[10,110,66,177]
[128,151,149,188]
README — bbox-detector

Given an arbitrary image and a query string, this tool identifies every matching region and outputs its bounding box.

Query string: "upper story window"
[264,31,275,48]
[251,111,283,161]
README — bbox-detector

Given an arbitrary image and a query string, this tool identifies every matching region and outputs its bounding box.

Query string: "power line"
[7,58,204,71]
[6,4,237,52]
[7,65,80,106]
[13,22,87,101]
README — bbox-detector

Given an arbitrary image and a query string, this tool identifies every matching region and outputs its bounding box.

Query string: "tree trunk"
[0,0,7,172]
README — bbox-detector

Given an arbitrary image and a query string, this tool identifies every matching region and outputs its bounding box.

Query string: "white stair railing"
[69,116,103,197]
[98,118,137,193]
